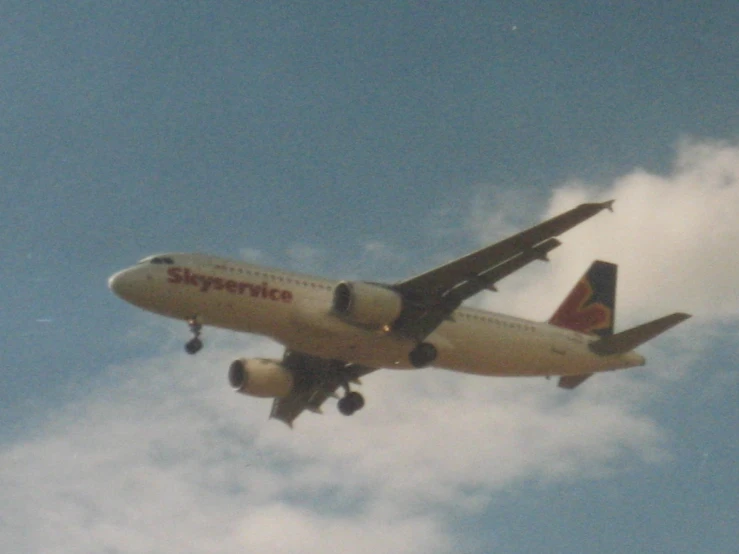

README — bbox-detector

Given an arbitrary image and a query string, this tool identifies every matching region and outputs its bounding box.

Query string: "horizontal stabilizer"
[589,313,691,356]
[558,374,593,389]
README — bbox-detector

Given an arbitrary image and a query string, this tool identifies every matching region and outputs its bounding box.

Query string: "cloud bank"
[0,334,664,554]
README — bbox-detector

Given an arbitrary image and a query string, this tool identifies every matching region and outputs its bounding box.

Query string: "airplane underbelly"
[280,298,406,364]
[284,323,414,367]
[434,326,588,377]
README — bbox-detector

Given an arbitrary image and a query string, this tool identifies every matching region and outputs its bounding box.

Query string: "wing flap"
[558,373,593,389]
[270,389,331,427]
[270,352,376,427]
[397,238,561,340]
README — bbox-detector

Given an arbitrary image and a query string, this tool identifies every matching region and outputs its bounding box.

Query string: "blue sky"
[1,3,737,552]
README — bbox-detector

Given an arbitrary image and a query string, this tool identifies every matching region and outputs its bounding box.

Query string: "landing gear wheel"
[338,391,365,416]
[347,391,364,411]
[185,337,203,355]
[409,342,437,368]
[187,317,202,336]
[185,317,203,354]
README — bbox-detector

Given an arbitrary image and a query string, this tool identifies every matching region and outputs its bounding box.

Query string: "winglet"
[601,199,615,212]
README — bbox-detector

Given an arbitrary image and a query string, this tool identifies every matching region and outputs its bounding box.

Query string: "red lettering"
[200,277,214,292]
[183,268,198,287]
[167,267,182,283]
[166,266,294,303]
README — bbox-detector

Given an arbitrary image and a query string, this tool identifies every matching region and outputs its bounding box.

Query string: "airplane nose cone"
[108,269,133,298]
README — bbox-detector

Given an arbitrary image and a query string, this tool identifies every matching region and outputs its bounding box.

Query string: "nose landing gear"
[185,317,203,354]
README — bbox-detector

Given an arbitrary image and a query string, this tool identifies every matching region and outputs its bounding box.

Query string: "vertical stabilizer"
[549,261,616,337]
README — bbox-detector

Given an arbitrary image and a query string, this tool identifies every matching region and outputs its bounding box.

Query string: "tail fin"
[549,261,616,337]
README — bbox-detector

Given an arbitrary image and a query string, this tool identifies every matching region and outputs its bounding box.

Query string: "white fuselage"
[109,253,645,377]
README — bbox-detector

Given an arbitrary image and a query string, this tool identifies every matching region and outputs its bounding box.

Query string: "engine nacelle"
[228,358,294,398]
[332,281,403,330]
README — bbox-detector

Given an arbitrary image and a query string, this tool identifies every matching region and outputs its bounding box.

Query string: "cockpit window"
[137,255,175,265]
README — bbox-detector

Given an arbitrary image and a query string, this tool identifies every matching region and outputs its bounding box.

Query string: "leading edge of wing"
[395,200,614,298]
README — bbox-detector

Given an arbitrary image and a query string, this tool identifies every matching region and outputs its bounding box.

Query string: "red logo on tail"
[549,279,612,335]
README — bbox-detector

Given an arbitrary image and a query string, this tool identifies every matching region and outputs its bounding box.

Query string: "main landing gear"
[337,382,365,416]
[409,342,437,368]
[185,317,203,355]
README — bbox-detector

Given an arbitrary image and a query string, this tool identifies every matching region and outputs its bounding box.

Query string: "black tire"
[338,392,365,416]
[409,342,437,368]
[185,338,203,355]
[338,396,354,416]
[347,391,365,411]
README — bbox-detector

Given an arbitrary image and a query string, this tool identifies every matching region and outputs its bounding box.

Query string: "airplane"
[108,201,690,426]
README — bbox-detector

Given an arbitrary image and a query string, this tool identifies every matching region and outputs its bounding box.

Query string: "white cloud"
[238,247,266,263]
[480,139,739,329]
[4,139,737,552]
[285,243,327,274]
[230,505,448,554]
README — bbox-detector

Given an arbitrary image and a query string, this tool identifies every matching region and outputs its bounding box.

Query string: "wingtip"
[601,199,615,212]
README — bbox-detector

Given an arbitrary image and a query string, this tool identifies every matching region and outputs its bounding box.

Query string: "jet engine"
[228,358,294,398]
[332,281,403,330]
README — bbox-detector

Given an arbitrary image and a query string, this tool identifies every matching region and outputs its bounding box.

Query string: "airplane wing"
[272,202,613,424]
[392,201,614,341]
[270,351,377,427]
